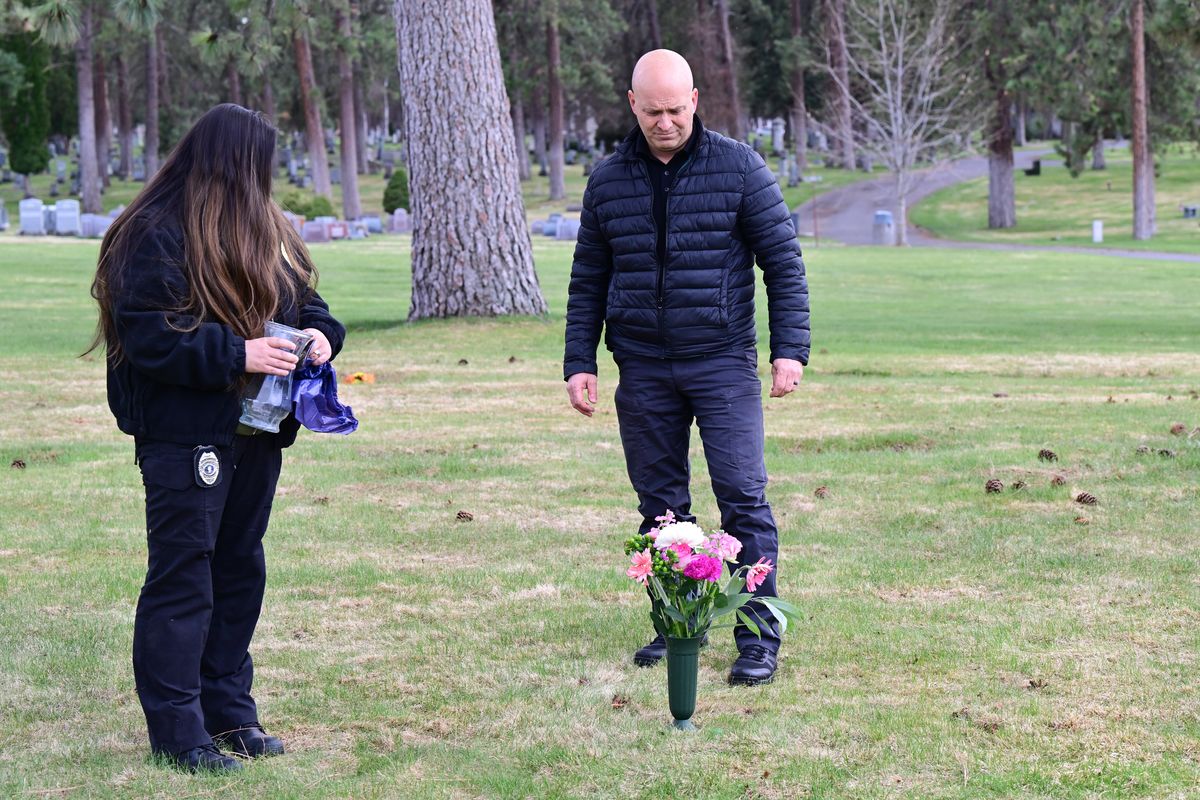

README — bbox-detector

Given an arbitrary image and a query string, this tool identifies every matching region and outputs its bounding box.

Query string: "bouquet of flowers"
[623,511,798,641]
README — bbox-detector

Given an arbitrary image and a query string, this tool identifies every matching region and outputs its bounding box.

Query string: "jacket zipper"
[655,148,697,350]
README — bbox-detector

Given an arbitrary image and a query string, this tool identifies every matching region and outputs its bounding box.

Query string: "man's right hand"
[567,372,599,417]
[245,337,299,376]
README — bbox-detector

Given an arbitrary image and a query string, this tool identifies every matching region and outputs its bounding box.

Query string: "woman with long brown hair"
[90,103,344,772]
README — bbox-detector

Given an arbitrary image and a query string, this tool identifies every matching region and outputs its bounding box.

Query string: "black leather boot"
[164,743,244,773]
[728,644,778,686]
[214,725,285,758]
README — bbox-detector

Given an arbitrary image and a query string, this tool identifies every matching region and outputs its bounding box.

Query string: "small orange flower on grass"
[344,371,376,384]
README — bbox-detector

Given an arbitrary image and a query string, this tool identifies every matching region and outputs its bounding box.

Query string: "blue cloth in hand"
[290,362,358,434]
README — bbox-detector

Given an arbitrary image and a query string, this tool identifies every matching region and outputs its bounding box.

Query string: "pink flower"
[683,554,724,583]
[666,541,695,569]
[745,558,774,592]
[626,549,653,585]
[703,531,742,562]
[655,509,677,527]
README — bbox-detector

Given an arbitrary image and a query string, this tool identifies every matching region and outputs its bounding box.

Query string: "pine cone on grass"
[1010,480,1027,492]
[1135,445,1151,455]
[1170,423,1187,436]
[814,486,830,499]
[985,479,1004,494]
[1050,475,1067,487]
[1038,449,1058,462]
[1074,492,1098,506]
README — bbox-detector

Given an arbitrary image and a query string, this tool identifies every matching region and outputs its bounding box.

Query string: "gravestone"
[56,160,66,182]
[301,221,331,243]
[565,149,577,165]
[301,175,313,189]
[44,204,58,234]
[788,159,800,188]
[327,221,348,240]
[362,215,383,234]
[555,218,581,241]
[49,181,60,198]
[0,202,8,231]
[530,220,545,236]
[19,198,46,235]
[348,221,368,239]
[330,167,341,185]
[108,205,125,219]
[55,199,81,236]
[771,119,785,155]
[391,208,411,233]
[133,160,146,182]
[80,213,112,238]
[1,169,10,183]
[1181,205,1197,219]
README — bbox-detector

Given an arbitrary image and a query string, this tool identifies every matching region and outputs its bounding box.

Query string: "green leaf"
[713,592,754,618]
[735,609,761,639]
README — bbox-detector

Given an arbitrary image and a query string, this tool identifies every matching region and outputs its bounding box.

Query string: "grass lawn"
[912,144,1200,253]
[1,236,1198,798]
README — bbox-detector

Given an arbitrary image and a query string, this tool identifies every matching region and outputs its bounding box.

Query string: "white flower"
[653,521,707,550]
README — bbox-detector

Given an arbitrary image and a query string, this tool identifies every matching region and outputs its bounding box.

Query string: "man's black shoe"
[632,633,709,667]
[728,644,778,686]
[165,743,244,773]
[214,725,285,758]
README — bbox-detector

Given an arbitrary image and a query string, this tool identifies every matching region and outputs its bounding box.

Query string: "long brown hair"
[88,103,317,362]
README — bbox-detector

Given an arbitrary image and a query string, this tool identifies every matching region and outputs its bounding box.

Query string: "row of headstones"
[283,208,413,244]
[530,212,581,241]
[9,198,122,237]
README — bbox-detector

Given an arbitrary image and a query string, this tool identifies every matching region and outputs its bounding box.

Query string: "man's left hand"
[769,358,804,398]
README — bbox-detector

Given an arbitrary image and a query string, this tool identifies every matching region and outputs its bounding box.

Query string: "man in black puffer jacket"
[564,50,810,686]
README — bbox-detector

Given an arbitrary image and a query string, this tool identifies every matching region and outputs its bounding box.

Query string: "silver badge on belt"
[195,448,221,487]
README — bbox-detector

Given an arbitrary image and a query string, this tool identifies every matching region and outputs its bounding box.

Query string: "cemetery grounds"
[1,230,1198,798]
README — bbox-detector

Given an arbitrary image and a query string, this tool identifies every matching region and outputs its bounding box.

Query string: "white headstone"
[19,198,45,235]
[0,202,7,231]
[771,118,785,154]
[80,213,113,238]
[55,199,82,236]
[391,208,411,233]
[1092,220,1103,243]
[555,218,581,241]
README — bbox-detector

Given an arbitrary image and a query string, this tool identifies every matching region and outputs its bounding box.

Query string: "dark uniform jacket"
[563,116,810,380]
[106,222,345,448]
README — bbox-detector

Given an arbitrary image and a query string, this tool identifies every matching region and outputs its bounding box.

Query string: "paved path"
[790,148,1200,263]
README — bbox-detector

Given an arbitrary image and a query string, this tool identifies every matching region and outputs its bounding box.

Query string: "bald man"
[564,50,810,686]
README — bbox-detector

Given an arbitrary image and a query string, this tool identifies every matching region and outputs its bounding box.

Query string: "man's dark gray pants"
[614,347,781,653]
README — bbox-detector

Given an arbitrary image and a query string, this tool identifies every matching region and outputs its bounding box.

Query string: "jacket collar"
[617,114,707,161]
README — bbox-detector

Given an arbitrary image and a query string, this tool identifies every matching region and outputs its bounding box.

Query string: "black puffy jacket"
[563,117,809,379]
[105,221,345,448]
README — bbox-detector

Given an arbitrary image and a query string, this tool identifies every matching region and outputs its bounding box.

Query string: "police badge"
[193,446,222,488]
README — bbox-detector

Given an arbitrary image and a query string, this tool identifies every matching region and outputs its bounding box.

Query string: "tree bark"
[262,76,276,121]
[987,88,1016,228]
[145,26,160,178]
[1131,0,1153,239]
[156,24,170,114]
[512,95,531,181]
[294,28,332,198]
[393,0,547,318]
[826,0,855,169]
[545,17,565,201]
[335,5,362,219]
[894,172,908,246]
[116,52,132,179]
[75,6,101,213]
[94,51,111,188]
[1015,99,1026,146]
[714,0,744,141]
[353,65,370,174]
[646,0,663,49]
[1091,129,1105,170]
[225,59,242,106]
[789,0,807,172]
[532,97,548,176]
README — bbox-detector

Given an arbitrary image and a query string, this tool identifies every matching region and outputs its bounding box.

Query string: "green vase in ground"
[665,635,704,731]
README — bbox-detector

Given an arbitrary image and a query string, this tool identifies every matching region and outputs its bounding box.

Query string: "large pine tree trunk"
[94,51,111,189]
[294,28,332,198]
[1131,0,1154,239]
[987,89,1016,228]
[827,0,855,169]
[116,52,132,179]
[75,6,101,213]
[714,0,744,140]
[1092,129,1105,170]
[545,17,565,201]
[789,0,807,172]
[393,0,547,318]
[145,27,160,178]
[512,95,531,181]
[335,5,361,219]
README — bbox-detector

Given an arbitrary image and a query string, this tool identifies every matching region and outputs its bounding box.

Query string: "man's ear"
[691,88,699,112]
[628,89,637,113]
